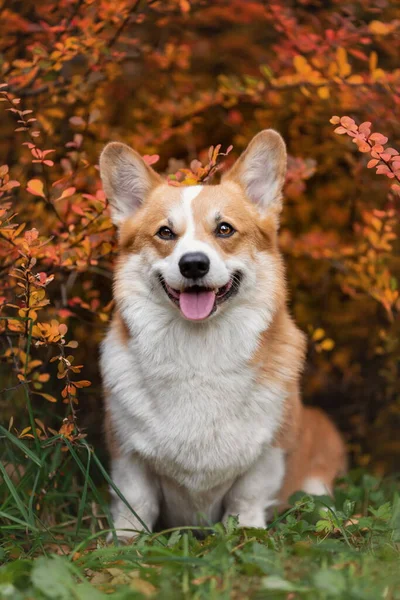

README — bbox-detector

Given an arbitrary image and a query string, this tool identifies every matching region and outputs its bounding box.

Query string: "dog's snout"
[179,252,210,279]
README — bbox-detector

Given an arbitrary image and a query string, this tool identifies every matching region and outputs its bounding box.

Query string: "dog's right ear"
[100,142,162,226]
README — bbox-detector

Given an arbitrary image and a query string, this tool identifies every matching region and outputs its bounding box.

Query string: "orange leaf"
[74,380,91,388]
[35,392,57,403]
[367,159,379,168]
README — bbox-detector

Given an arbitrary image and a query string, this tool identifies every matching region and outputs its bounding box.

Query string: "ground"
[1,454,400,599]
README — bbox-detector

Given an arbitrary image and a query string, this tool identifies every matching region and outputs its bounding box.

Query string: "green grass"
[1,435,400,599]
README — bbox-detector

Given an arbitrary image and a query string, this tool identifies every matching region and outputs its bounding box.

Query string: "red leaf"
[2,180,20,191]
[376,165,390,175]
[359,122,372,135]
[369,133,388,144]
[142,154,160,166]
[59,187,76,199]
[71,204,85,216]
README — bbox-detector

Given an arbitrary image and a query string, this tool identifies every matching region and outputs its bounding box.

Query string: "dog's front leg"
[109,453,160,541]
[222,447,285,528]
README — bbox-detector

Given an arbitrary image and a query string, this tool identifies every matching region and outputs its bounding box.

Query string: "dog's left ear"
[222,129,287,214]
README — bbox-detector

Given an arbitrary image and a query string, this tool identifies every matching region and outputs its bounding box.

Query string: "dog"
[99,130,346,539]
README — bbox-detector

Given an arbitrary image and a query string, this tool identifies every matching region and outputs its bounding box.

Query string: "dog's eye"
[216,222,235,238]
[157,226,176,240]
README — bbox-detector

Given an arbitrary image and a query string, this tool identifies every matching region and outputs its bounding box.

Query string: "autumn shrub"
[0,0,399,499]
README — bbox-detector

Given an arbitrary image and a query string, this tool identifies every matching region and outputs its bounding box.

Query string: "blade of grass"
[75,443,91,536]
[28,466,42,522]
[267,502,309,530]
[182,532,190,595]
[0,424,42,467]
[69,529,130,560]
[319,501,353,549]
[63,439,117,545]
[0,510,39,531]
[87,441,150,533]
[0,460,30,524]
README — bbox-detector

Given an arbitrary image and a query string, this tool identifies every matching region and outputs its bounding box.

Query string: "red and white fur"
[99,130,346,539]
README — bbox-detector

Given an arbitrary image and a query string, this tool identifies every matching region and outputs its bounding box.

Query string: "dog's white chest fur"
[102,300,285,493]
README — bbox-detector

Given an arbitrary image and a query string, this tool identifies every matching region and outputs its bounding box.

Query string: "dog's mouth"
[159,272,242,321]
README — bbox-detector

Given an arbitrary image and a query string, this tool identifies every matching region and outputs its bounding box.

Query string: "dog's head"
[100,130,287,324]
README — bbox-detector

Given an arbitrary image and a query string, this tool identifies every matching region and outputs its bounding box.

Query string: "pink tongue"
[179,290,216,321]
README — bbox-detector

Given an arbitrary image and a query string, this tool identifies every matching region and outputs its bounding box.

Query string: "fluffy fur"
[99,130,347,539]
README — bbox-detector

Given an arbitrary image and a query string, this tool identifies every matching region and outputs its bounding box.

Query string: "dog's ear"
[100,142,162,226]
[222,130,286,214]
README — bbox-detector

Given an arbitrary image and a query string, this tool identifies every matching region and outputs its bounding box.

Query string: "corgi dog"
[99,130,346,539]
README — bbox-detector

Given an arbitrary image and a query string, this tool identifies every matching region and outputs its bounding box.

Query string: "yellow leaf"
[369,20,391,36]
[19,426,32,437]
[317,86,330,99]
[371,68,385,82]
[293,55,312,75]
[181,176,198,185]
[300,85,311,97]
[313,328,325,341]
[337,48,351,78]
[369,51,378,73]
[347,75,363,84]
[320,339,335,351]
[26,179,45,198]
[328,62,338,78]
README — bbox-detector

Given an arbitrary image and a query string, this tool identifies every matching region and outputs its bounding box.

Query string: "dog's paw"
[106,515,148,544]
[106,530,139,545]
[223,508,266,529]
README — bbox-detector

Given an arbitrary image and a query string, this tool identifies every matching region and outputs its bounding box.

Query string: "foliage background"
[0,0,400,486]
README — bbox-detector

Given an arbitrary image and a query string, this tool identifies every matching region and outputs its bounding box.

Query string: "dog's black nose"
[179,252,210,279]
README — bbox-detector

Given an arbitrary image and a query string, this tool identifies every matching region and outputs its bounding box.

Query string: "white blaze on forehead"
[174,185,211,265]
[180,185,202,238]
